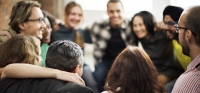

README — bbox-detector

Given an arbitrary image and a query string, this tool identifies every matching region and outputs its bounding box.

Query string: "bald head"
[182,5,200,46]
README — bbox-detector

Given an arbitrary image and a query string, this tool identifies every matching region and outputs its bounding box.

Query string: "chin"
[42,40,50,43]
[37,36,42,39]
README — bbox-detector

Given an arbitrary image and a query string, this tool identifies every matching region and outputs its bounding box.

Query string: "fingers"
[56,71,85,86]
[72,73,85,86]
[0,31,12,38]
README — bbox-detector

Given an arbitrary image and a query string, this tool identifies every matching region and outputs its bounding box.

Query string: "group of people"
[0,0,200,93]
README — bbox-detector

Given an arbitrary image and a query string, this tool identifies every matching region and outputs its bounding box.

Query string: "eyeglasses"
[27,17,44,24]
[174,24,188,33]
[174,24,196,36]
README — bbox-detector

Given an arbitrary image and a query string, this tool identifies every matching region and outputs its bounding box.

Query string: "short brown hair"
[9,1,41,34]
[105,46,165,93]
[0,35,41,67]
[107,0,124,9]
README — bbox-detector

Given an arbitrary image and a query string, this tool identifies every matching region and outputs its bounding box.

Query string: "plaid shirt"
[172,54,200,93]
[84,18,136,64]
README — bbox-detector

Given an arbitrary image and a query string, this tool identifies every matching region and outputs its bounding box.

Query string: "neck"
[64,24,74,30]
[189,45,200,60]
[110,23,122,29]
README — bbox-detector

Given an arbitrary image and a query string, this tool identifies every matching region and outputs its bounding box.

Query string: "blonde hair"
[9,1,41,33]
[0,35,41,67]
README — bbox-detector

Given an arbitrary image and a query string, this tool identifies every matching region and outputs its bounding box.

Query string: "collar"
[187,54,200,70]
[105,18,130,30]
[3,27,17,36]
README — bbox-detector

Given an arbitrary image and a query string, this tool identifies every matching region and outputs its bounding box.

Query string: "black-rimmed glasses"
[174,24,196,36]
[27,17,45,24]
[174,24,188,33]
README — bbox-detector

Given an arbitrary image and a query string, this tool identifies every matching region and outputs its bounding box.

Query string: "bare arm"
[155,22,167,31]
[1,63,85,86]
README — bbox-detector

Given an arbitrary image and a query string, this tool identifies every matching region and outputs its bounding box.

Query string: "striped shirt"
[172,54,200,93]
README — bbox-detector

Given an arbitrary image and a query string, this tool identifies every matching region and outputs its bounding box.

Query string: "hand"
[158,74,170,85]
[155,22,166,31]
[56,71,85,86]
[0,31,12,38]
[53,19,64,31]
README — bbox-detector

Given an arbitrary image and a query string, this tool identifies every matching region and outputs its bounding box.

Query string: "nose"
[75,15,81,21]
[113,12,118,17]
[133,25,141,31]
[165,24,171,30]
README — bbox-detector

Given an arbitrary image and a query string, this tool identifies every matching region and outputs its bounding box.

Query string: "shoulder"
[173,71,200,92]
[53,81,95,93]
[0,35,9,45]
[90,19,109,29]
[42,79,95,93]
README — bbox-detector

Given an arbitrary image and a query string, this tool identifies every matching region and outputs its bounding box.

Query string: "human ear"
[73,65,80,73]
[186,30,192,42]
[19,23,26,30]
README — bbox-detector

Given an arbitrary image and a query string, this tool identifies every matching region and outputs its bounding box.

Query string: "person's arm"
[155,21,167,31]
[1,63,85,86]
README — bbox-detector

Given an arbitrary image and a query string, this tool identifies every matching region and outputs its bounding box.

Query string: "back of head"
[9,1,41,33]
[46,40,84,73]
[132,11,156,36]
[163,5,183,22]
[184,5,200,47]
[0,35,41,67]
[105,46,164,93]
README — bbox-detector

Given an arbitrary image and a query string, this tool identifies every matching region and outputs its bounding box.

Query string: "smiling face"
[42,17,52,43]
[163,15,177,39]
[64,6,83,29]
[132,16,149,39]
[107,2,123,28]
[19,7,46,39]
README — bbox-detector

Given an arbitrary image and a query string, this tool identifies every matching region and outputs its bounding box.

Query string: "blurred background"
[0,0,199,71]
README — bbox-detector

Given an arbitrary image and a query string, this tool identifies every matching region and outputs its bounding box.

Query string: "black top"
[50,24,84,44]
[140,31,184,79]
[0,78,94,93]
[103,27,126,61]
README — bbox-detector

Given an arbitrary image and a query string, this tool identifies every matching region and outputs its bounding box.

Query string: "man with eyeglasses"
[171,5,200,93]
[0,1,46,46]
[157,5,191,93]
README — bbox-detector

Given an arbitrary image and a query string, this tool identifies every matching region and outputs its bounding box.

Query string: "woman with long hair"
[0,35,41,67]
[104,46,165,93]
[50,1,98,92]
[131,11,183,86]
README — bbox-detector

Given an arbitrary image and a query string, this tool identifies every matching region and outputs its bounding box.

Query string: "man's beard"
[165,30,178,40]
[181,37,190,56]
